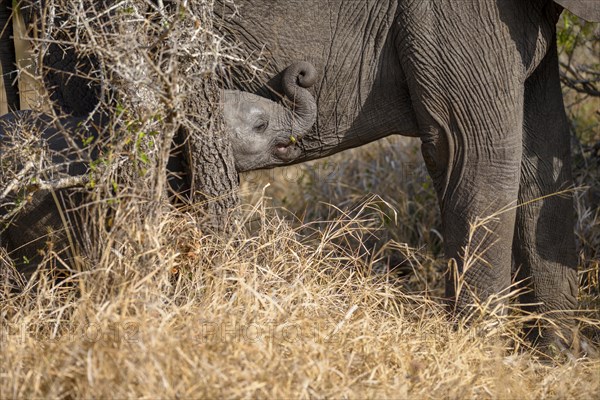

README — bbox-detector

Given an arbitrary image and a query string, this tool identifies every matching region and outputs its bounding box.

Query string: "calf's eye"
[254,120,269,132]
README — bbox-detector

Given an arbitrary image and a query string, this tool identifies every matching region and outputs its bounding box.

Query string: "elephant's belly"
[217,0,418,153]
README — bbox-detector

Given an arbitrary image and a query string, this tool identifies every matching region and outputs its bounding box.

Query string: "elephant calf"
[0,61,317,279]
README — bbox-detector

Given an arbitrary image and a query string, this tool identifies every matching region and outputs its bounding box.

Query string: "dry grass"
[2,136,599,398]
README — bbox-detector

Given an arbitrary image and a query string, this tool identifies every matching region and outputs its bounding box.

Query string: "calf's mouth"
[273,136,300,161]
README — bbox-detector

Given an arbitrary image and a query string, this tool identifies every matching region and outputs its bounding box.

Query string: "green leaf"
[82,135,95,147]
[139,153,149,165]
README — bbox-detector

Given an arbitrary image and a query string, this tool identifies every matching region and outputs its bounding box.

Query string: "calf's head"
[223,61,317,172]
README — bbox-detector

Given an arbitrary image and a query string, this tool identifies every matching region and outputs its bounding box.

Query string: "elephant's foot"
[525,324,599,362]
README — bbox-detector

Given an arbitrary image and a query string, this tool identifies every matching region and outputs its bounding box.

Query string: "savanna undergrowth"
[2,192,599,398]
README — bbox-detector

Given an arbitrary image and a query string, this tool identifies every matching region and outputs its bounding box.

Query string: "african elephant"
[213,0,599,352]
[0,61,317,278]
[226,62,317,172]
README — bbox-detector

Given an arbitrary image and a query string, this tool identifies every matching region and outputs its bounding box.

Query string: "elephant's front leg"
[514,41,580,354]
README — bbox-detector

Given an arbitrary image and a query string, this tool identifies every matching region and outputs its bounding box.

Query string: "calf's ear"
[554,0,600,22]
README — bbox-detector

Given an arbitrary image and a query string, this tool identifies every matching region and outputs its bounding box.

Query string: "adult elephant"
[214,0,599,353]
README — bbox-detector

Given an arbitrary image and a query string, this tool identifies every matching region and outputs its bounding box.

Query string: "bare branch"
[27,174,89,191]
[560,61,600,97]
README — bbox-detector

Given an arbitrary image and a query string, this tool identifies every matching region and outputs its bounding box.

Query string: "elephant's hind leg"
[514,41,580,355]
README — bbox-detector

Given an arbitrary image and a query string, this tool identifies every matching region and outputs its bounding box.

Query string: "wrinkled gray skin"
[0,62,317,279]
[214,0,600,354]
[226,61,317,172]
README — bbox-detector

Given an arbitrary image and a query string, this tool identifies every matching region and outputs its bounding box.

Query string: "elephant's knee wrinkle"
[420,127,450,185]
[421,141,441,175]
